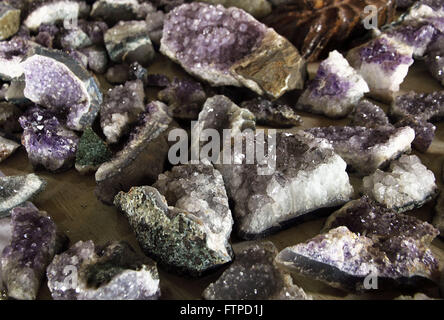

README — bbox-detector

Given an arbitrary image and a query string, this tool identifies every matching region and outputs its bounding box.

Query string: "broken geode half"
[390,90,444,122]
[160,2,306,99]
[0,173,46,217]
[47,240,161,300]
[75,127,112,175]
[297,50,369,118]
[21,46,102,131]
[276,226,440,292]
[305,126,415,176]
[203,241,310,300]
[362,155,438,213]
[215,131,354,239]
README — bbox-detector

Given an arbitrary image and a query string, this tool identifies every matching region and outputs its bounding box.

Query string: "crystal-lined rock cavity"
[47,240,161,300]
[203,241,310,300]
[19,107,79,172]
[363,155,438,212]
[21,47,102,131]
[160,2,306,98]
[297,50,369,118]
[0,173,46,217]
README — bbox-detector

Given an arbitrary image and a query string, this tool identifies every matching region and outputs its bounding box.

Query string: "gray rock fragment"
[0,136,19,163]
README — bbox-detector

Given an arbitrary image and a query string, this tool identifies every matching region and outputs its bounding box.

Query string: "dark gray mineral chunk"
[34,23,59,49]
[95,101,172,205]
[426,52,444,86]
[160,2,306,98]
[395,116,436,153]
[158,77,207,120]
[349,100,390,128]
[305,126,415,176]
[147,74,170,87]
[1,206,62,300]
[276,226,440,292]
[0,173,46,217]
[0,3,20,41]
[22,47,102,131]
[100,80,145,144]
[363,155,438,212]
[19,107,79,172]
[105,64,129,84]
[104,21,155,67]
[91,0,142,25]
[60,20,108,50]
[0,215,12,297]
[75,127,112,175]
[203,241,310,300]
[241,97,302,127]
[0,136,20,163]
[390,91,444,122]
[47,240,161,300]
[433,191,444,237]
[80,45,108,74]
[215,131,354,239]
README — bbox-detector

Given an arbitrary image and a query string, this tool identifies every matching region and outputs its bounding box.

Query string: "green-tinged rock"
[0,3,20,40]
[75,127,112,175]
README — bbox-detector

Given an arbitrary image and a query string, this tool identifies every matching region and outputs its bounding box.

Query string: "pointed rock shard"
[390,91,444,122]
[75,127,112,175]
[349,100,390,128]
[0,136,19,163]
[306,126,415,176]
[160,3,305,99]
[0,3,20,41]
[1,206,65,300]
[203,241,310,300]
[47,240,161,300]
[95,101,172,205]
[21,47,102,131]
[216,131,354,239]
[363,155,438,212]
[19,107,79,172]
[297,50,369,118]
[276,226,440,292]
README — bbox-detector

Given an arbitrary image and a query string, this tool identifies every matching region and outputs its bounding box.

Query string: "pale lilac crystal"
[19,107,79,172]
[385,21,435,56]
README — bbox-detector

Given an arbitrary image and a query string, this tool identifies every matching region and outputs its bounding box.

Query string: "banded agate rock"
[115,165,234,276]
[0,3,20,41]
[0,136,19,163]
[216,131,354,239]
[297,50,369,118]
[433,191,444,237]
[75,127,112,175]
[160,3,306,99]
[0,37,35,81]
[21,47,102,131]
[1,206,65,300]
[104,21,155,67]
[47,241,161,300]
[0,173,46,216]
[305,126,415,176]
[91,0,144,25]
[276,226,440,292]
[100,80,145,144]
[203,241,310,300]
[349,100,390,128]
[158,78,207,120]
[390,91,444,122]
[347,35,414,102]
[95,101,171,205]
[241,97,302,128]
[19,107,79,172]
[363,155,438,212]
[198,0,272,18]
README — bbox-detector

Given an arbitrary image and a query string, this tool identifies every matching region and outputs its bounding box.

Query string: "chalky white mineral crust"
[297,50,369,118]
[363,155,437,212]
[24,1,81,32]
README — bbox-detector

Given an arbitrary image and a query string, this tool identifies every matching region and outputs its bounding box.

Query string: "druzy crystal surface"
[0,173,46,216]
[240,97,302,128]
[215,131,353,239]
[161,3,306,98]
[1,207,61,300]
[0,36,33,81]
[95,101,171,205]
[349,100,390,128]
[276,226,439,291]
[75,127,112,175]
[363,155,438,212]
[158,77,207,120]
[19,107,79,172]
[395,116,436,153]
[0,136,19,163]
[0,3,20,41]
[306,126,414,175]
[47,240,161,300]
[100,80,145,144]
[203,241,310,300]
[21,47,102,131]
[297,50,369,118]
[390,91,444,121]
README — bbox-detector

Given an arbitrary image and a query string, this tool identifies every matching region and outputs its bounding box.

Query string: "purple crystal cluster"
[19,107,79,172]
[385,21,435,57]
[349,100,390,128]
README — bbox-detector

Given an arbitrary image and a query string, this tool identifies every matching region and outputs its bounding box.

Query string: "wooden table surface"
[1,57,444,300]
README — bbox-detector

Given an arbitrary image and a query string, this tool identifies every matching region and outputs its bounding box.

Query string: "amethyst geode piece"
[203,241,310,300]
[95,101,172,205]
[305,126,415,176]
[394,116,436,153]
[19,107,79,172]
[276,226,440,292]
[100,80,145,144]
[1,206,66,300]
[21,47,102,131]
[297,50,369,118]
[390,91,444,122]
[47,240,161,300]
[349,100,390,128]
[160,3,306,98]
